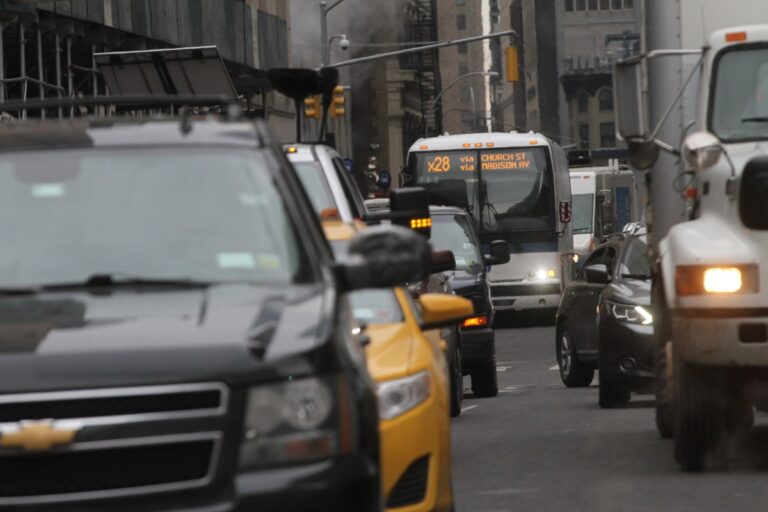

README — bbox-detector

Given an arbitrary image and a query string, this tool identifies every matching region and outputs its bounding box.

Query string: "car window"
[603,247,617,279]
[0,148,311,287]
[292,161,338,215]
[349,289,403,325]
[618,236,651,277]
[332,157,367,218]
[430,213,484,273]
[577,248,605,281]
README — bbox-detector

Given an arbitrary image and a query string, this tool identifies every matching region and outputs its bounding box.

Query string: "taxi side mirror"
[418,294,474,330]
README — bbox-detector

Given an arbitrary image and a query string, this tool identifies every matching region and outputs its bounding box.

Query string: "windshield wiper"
[741,117,768,123]
[1,274,215,294]
[620,273,652,280]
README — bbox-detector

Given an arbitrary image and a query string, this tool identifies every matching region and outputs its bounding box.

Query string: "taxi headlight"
[377,371,431,420]
[239,376,349,468]
[607,302,653,325]
[676,265,758,296]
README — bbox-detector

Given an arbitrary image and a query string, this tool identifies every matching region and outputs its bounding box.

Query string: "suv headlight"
[607,301,653,325]
[239,376,353,469]
[377,371,431,420]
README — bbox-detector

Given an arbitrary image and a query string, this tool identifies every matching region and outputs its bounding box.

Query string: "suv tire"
[471,359,498,397]
[450,340,463,417]
[652,280,674,439]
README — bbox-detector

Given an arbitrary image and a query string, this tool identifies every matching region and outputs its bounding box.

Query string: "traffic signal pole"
[323,30,517,69]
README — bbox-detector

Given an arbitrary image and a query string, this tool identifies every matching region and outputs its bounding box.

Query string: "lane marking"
[461,405,478,413]
[496,366,510,372]
[548,365,559,371]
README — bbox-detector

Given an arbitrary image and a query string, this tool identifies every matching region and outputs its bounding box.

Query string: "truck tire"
[556,323,594,388]
[652,280,673,439]
[450,341,463,417]
[471,358,498,397]
[598,368,630,409]
[673,358,725,472]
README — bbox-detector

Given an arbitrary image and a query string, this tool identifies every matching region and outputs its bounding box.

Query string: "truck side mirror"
[614,58,649,142]
[484,240,511,266]
[683,132,722,171]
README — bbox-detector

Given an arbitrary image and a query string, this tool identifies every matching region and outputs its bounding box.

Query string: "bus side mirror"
[484,240,511,266]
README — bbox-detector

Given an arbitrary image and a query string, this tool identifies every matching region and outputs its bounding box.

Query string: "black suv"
[0,112,429,510]
[430,207,510,399]
[555,233,653,409]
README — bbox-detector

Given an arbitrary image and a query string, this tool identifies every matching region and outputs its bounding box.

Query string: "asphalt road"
[452,314,768,512]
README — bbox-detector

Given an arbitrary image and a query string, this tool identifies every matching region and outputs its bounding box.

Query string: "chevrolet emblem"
[0,420,78,452]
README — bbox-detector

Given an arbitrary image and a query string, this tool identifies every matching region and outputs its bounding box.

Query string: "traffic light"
[304,95,321,120]
[330,86,346,118]
[506,46,520,82]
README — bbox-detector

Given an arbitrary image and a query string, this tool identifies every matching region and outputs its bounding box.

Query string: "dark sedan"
[555,233,653,408]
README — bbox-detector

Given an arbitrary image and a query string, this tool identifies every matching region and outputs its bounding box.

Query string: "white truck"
[570,163,642,261]
[614,0,768,471]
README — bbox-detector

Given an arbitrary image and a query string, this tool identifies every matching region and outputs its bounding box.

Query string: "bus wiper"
[620,273,652,280]
[2,274,215,294]
[742,117,768,123]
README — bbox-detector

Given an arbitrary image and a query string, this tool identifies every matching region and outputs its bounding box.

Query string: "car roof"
[0,117,268,153]
[284,143,340,161]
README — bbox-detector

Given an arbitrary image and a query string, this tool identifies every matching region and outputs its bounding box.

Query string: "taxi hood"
[364,323,416,383]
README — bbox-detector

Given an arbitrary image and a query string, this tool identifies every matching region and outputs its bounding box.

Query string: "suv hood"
[606,279,651,307]
[0,284,327,393]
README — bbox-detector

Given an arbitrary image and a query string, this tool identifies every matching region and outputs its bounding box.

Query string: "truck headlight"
[607,301,653,325]
[239,376,351,468]
[377,371,431,420]
[676,265,759,296]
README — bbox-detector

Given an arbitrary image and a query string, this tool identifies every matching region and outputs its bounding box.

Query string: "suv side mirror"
[584,264,610,285]
[418,294,474,330]
[431,250,456,274]
[336,225,432,291]
[484,240,511,266]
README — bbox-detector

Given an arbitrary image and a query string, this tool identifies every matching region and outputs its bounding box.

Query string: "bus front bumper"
[490,282,561,311]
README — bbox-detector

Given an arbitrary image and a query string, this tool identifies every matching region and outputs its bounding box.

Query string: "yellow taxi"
[324,220,473,511]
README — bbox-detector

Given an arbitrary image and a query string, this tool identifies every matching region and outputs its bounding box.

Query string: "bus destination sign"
[423,151,477,174]
[480,150,533,171]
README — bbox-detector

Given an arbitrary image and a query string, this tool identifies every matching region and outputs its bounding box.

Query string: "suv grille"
[492,283,561,297]
[386,456,429,508]
[0,439,214,498]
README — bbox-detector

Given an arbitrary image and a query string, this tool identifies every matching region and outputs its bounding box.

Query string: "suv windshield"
[711,46,768,142]
[430,213,484,273]
[0,149,308,288]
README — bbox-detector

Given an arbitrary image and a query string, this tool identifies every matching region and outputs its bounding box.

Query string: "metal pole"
[55,32,62,118]
[432,71,498,111]
[320,0,328,66]
[37,28,45,119]
[20,23,26,119]
[66,37,73,118]
[469,87,477,131]
[326,30,516,69]
[0,23,5,103]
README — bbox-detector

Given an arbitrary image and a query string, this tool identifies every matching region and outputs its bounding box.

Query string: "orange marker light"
[475,143,483,148]
[726,31,747,43]
[286,146,298,154]
[419,145,429,150]
[529,140,538,145]
[463,316,488,328]
[463,143,471,148]
[487,142,495,147]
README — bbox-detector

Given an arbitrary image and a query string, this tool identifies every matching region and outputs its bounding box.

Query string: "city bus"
[402,132,574,312]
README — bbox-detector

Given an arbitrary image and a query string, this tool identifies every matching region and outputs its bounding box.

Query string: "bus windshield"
[414,146,555,235]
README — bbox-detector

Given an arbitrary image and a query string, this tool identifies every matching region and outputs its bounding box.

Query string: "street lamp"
[320,0,347,65]
[431,71,499,111]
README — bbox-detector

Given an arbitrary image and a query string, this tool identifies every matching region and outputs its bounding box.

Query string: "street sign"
[343,158,354,173]
[378,170,392,190]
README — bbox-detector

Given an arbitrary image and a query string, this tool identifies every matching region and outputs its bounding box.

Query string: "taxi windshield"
[0,148,309,288]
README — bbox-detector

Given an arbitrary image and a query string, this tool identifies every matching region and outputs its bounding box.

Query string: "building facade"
[0,0,294,139]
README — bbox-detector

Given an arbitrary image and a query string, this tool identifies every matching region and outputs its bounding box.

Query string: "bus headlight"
[532,269,557,280]
[676,265,758,296]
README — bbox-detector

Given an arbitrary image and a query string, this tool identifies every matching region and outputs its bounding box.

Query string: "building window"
[576,0,586,10]
[458,42,468,54]
[565,0,574,11]
[457,0,466,5]
[598,88,613,111]
[457,14,467,30]
[600,122,616,147]
[579,124,590,149]
[588,0,598,9]
[600,0,610,8]
[612,0,622,8]
[578,91,589,113]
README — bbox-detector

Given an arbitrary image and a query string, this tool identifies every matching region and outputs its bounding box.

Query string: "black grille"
[0,440,213,498]
[492,283,561,297]
[0,390,222,423]
[386,456,429,508]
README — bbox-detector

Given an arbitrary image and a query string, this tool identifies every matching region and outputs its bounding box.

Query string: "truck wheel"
[598,368,630,409]
[450,341,463,417]
[652,280,673,439]
[471,359,498,397]
[673,359,725,472]
[556,323,594,387]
